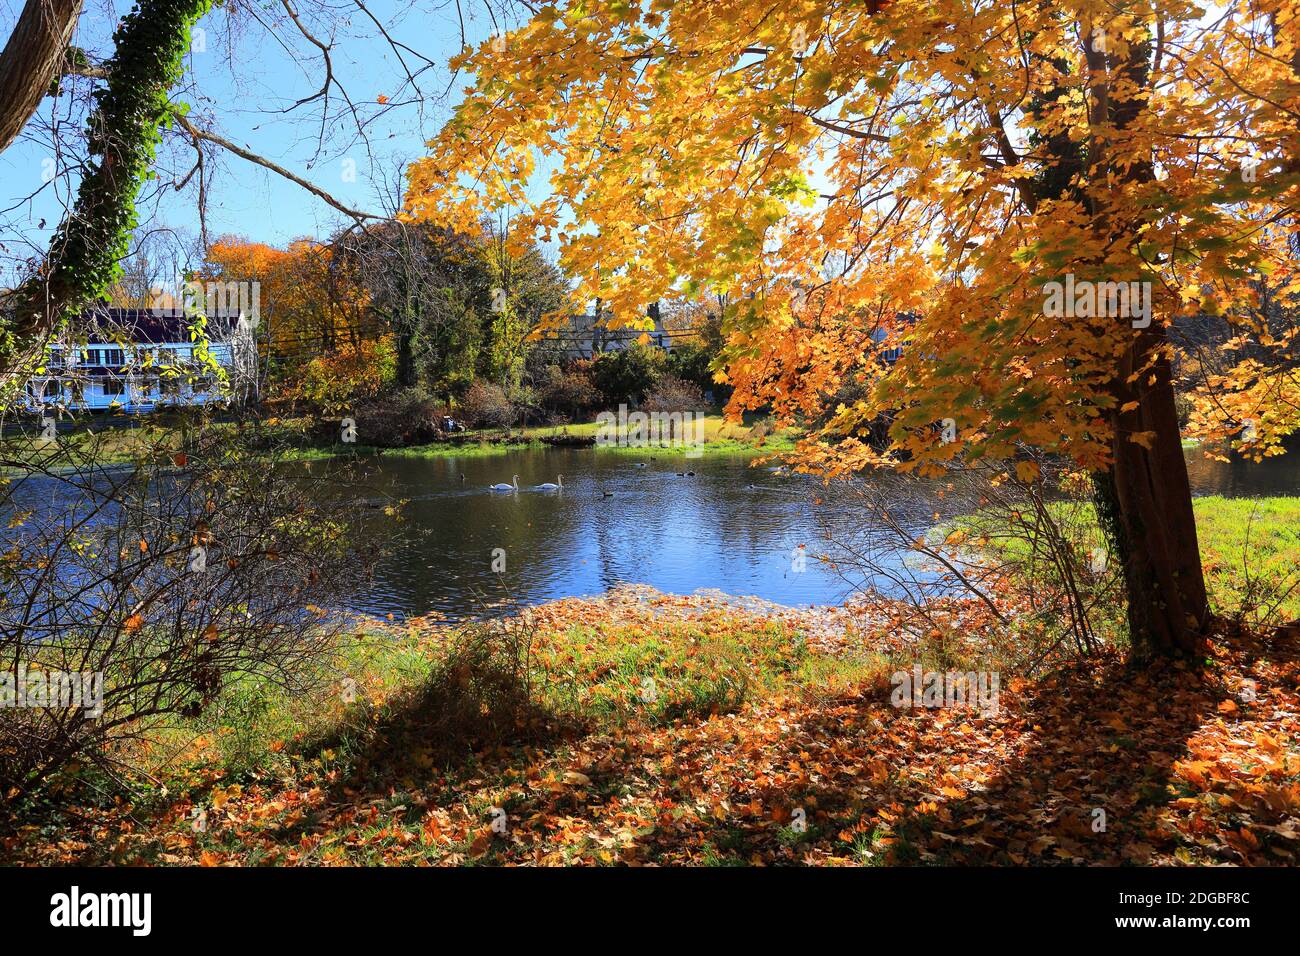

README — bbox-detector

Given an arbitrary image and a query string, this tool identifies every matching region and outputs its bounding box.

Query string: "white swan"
[490,475,519,491]
[535,474,563,491]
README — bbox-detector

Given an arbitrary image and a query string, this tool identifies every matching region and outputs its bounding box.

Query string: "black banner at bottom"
[0,865,1286,943]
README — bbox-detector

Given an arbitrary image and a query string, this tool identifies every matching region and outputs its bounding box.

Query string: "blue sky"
[0,0,510,284]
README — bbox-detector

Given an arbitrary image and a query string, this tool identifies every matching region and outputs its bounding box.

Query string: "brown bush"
[643,375,706,413]
[321,619,554,779]
[349,388,444,447]
[460,381,516,429]
[536,362,599,419]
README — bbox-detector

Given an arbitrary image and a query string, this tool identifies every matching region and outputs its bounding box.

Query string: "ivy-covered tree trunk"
[1,0,214,375]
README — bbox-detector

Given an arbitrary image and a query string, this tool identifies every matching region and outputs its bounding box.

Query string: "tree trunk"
[1097,330,1210,657]
[1075,23,1210,658]
[5,0,215,378]
[0,0,83,154]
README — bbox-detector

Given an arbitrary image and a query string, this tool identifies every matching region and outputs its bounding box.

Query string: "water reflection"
[337,447,1299,621]
[1184,450,1300,498]
[9,446,1295,623]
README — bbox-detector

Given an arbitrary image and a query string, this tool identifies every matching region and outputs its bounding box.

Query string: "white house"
[23,306,257,413]
[869,311,917,365]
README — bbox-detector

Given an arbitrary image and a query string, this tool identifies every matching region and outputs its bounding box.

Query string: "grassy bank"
[1,411,797,467]
[6,584,1298,867]
[952,495,1300,625]
[3,592,894,865]
[0,422,185,467]
[323,411,799,461]
[1194,496,1300,620]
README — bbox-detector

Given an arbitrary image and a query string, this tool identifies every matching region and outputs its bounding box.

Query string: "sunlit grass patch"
[1194,496,1300,623]
[537,620,805,727]
[950,494,1300,638]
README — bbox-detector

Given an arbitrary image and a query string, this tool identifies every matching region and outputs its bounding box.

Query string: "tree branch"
[171,111,383,222]
[808,115,889,143]
[0,0,85,153]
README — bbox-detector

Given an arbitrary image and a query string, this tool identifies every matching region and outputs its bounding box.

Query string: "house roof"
[73,306,244,345]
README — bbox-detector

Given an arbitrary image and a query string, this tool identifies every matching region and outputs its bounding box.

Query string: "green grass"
[284,439,534,461]
[531,411,798,452]
[533,618,879,727]
[3,410,799,469]
[1194,496,1300,622]
[952,495,1300,625]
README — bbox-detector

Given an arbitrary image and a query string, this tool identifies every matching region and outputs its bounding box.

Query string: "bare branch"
[171,111,384,222]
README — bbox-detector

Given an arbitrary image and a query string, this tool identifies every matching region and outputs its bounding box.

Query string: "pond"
[334,445,1300,621]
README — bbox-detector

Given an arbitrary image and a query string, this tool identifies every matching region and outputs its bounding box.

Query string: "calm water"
[330,446,1300,621]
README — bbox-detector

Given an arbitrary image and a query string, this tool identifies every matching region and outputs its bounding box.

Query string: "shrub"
[314,618,550,774]
[403,620,542,756]
[666,342,726,403]
[460,381,516,429]
[643,375,706,413]
[591,343,666,406]
[536,362,599,419]
[350,388,443,447]
[291,334,397,414]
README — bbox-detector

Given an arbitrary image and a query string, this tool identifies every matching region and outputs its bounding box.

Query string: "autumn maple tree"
[407,0,1300,658]
[203,237,370,360]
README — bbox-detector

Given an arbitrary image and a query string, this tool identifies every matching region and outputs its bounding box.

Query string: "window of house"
[85,348,102,365]
[104,348,125,367]
[102,380,125,397]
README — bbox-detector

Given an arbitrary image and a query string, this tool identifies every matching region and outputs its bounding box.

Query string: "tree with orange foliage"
[407,0,1299,658]
[202,237,368,386]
